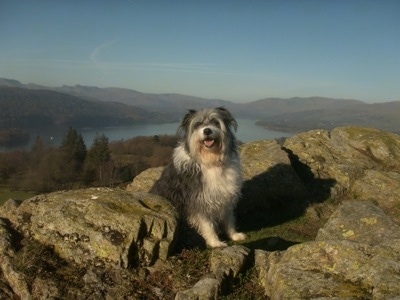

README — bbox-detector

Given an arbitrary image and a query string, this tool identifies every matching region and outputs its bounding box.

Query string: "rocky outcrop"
[176,245,250,300]
[239,140,310,217]
[1,126,400,299]
[283,126,400,221]
[126,166,164,193]
[0,188,178,269]
[256,200,400,299]
[0,219,31,299]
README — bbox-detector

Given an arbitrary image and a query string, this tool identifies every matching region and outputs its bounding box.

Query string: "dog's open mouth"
[203,139,215,148]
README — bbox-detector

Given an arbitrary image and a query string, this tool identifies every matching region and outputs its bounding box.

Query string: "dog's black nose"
[203,128,212,136]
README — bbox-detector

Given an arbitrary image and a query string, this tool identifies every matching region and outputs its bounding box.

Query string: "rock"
[255,200,400,299]
[0,218,32,299]
[175,276,220,300]
[210,245,251,294]
[176,245,251,300]
[1,188,178,268]
[239,140,310,216]
[126,166,163,192]
[351,170,400,223]
[316,200,400,245]
[31,277,60,299]
[283,126,400,200]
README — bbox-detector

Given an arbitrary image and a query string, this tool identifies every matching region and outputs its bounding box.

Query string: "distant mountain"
[241,97,366,118]
[0,79,232,119]
[256,101,400,134]
[0,87,174,129]
[1,78,399,134]
[53,86,233,118]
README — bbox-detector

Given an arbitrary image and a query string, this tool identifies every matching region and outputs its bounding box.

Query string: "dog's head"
[177,107,238,164]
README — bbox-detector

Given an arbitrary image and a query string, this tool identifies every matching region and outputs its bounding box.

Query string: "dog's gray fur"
[150,107,246,247]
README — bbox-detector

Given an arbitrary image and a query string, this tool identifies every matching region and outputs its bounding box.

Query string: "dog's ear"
[217,107,238,132]
[177,109,197,136]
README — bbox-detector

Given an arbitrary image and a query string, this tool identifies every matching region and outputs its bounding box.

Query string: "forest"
[0,128,177,195]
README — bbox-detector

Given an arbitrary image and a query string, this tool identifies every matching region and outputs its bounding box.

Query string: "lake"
[2,119,291,151]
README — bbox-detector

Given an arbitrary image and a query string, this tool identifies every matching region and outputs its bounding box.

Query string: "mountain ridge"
[1,78,399,134]
[0,86,174,129]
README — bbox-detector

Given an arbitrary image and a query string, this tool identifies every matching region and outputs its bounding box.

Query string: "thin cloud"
[89,40,118,76]
[2,57,274,79]
[89,40,118,62]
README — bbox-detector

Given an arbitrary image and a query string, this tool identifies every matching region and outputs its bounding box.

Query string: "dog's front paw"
[230,232,247,241]
[207,240,228,248]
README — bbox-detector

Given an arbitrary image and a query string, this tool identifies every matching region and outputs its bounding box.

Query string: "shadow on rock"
[243,236,299,252]
[285,148,337,202]
[172,220,207,253]
[237,161,336,233]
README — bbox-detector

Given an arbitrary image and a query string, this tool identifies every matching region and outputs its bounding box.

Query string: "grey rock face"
[126,166,163,193]
[174,277,220,300]
[1,188,178,269]
[0,218,31,299]
[256,200,400,299]
[316,200,400,245]
[283,126,400,200]
[239,140,310,215]
[175,245,251,300]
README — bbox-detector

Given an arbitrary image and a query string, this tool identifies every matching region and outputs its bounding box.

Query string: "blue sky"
[0,0,399,103]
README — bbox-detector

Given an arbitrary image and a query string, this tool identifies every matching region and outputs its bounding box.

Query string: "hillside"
[240,96,366,118]
[0,87,174,129]
[0,78,232,119]
[56,86,233,118]
[256,101,400,134]
[1,78,399,134]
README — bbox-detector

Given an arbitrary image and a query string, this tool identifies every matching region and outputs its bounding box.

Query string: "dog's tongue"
[204,139,215,148]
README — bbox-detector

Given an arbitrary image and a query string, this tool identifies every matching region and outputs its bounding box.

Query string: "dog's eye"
[211,119,220,127]
[194,122,202,128]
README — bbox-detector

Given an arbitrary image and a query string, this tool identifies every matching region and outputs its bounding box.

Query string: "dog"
[150,107,246,248]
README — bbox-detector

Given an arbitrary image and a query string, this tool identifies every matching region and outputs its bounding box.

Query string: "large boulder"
[239,140,310,217]
[351,170,400,223]
[0,188,178,269]
[0,218,31,299]
[283,126,400,200]
[255,200,400,299]
[283,127,400,223]
[126,167,163,193]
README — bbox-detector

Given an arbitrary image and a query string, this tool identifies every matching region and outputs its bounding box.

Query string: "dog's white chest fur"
[201,164,241,200]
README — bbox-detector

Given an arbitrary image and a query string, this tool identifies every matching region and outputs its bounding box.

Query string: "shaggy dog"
[150,107,246,248]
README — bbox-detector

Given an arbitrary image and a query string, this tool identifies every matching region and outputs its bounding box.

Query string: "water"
[2,119,291,151]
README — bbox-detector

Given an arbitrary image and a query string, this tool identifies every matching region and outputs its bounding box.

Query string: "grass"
[221,268,266,300]
[0,184,35,205]
[5,239,213,299]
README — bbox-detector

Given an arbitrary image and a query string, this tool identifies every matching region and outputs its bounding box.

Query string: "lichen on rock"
[1,188,178,269]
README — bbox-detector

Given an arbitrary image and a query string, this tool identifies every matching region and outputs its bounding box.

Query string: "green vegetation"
[0,128,177,197]
[0,184,35,205]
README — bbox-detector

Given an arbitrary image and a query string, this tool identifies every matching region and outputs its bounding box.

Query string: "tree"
[60,127,87,171]
[55,128,87,186]
[84,134,112,185]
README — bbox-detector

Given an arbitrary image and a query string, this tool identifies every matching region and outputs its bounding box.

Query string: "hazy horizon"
[1,0,399,103]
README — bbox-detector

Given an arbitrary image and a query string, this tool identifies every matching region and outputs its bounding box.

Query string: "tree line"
[0,128,177,194]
